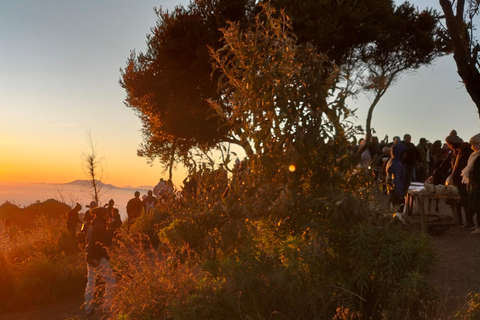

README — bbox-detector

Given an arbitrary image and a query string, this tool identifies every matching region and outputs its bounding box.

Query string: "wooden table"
[405,190,461,233]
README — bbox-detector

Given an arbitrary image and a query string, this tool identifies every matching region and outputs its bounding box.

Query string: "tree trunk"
[440,0,480,118]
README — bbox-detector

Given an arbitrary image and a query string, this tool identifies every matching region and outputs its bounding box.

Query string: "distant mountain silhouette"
[63,180,152,190]
[0,199,71,228]
[64,180,119,189]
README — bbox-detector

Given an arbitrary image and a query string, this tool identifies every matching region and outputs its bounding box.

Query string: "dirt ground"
[2,197,480,320]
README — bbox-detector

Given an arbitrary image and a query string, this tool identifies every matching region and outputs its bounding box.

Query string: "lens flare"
[289,164,296,172]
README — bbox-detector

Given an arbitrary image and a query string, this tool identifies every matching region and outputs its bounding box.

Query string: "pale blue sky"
[0,0,478,188]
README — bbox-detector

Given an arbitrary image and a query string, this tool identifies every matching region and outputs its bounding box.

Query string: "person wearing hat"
[429,130,473,227]
[461,133,480,234]
[84,207,115,315]
[66,203,82,238]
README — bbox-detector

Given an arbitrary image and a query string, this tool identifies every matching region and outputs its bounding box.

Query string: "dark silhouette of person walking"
[84,207,115,315]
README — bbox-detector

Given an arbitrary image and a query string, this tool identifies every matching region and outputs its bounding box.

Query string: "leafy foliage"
[111,5,441,320]
[120,0,444,170]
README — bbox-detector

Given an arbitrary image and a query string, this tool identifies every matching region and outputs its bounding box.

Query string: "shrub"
[454,292,480,320]
[0,216,85,312]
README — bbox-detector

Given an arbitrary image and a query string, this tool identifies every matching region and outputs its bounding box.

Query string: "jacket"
[386,143,409,197]
[85,217,112,264]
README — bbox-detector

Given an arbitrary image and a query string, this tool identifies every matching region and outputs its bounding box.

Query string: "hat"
[86,201,98,208]
[445,130,463,145]
[470,133,480,151]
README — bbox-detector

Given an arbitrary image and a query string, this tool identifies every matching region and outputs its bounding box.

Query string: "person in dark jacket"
[461,133,480,234]
[84,207,115,315]
[386,143,409,210]
[402,134,420,182]
[66,203,82,238]
[126,191,143,225]
[430,130,473,227]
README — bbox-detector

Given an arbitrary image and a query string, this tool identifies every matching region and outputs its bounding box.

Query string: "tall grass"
[0,215,85,312]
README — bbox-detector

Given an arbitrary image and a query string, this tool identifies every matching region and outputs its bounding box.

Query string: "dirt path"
[430,225,480,318]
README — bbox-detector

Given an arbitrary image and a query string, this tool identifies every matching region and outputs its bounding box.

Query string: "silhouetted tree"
[439,0,480,117]
[81,132,104,205]
[360,3,446,143]
[121,0,444,168]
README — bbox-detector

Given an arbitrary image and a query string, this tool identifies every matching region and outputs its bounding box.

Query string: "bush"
[0,216,85,311]
[454,292,480,320]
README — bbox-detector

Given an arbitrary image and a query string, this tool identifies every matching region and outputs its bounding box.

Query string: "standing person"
[402,134,419,182]
[82,201,98,231]
[386,143,410,211]
[66,203,82,238]
[429,140,443,175]
[104,199,115,216]
[462,133,480,234]
[153,178,167,199]
[126,191,143,225]
[183,174,198,200]
[143,190,157,211]
[416,138,429,183]
[109,208,122,237]
[84,207,115,315]
[430,130,473,227]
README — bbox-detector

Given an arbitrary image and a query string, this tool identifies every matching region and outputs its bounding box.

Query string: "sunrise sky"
[1,0,479,189]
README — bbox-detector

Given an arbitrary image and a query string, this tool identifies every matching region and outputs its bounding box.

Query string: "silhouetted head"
[470,133,480,152]
[445,130,463,149]
[134,191,140,197]
[87,201,98,208]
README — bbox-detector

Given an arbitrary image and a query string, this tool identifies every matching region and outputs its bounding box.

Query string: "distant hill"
[0,199,71,228]
[64,180,153,191]
[64,180,119,189]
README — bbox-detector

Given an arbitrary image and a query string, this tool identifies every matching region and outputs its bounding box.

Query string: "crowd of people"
[357,130,480,236]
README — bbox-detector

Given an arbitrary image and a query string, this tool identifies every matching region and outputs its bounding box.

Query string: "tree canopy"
[120,0,444,171]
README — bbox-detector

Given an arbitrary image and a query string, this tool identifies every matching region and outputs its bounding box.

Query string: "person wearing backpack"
[84,207,115,315]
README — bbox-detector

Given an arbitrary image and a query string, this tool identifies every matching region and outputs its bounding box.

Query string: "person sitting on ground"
[126,191,143,225]
[66,203,82,238]
[84,207,116,315]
